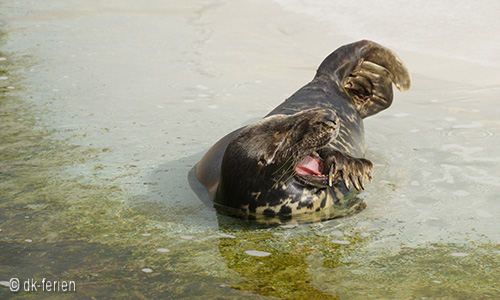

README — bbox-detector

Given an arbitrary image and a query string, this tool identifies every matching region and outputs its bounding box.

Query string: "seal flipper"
[320,148,373,191]
[316,40,411,118]
[195,129,242,199]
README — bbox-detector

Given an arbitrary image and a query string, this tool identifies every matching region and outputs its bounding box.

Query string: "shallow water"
[1,0,499,299]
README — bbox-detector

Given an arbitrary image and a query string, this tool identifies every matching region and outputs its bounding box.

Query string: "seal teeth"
[328,164,334,187]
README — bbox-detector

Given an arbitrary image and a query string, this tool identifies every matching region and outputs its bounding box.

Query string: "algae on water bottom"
[1,25,499,300]
[1,88,500,299]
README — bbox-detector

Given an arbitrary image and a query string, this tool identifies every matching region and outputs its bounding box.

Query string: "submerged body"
[194,40,410,222]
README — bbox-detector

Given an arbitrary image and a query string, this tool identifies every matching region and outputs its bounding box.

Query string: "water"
[1,0,499,299]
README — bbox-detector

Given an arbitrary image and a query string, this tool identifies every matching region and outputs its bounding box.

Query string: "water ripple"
[443,127,497,140]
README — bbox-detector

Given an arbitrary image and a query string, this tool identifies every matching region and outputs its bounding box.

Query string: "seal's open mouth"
[295,154,323,176]
[294,148,374,190]
[294,151,334,187]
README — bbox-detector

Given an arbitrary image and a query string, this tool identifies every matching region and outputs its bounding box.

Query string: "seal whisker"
[271,156,298,189]
[271,155,295,176]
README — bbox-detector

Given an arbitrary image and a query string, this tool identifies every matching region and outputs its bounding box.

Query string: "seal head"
[215,107,373,221]
[216,108,339,212]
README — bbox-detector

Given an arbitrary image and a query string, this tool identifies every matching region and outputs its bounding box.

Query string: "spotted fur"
[194,40,410,223]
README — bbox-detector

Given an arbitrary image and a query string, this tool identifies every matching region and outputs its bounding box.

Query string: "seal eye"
[258,155,268,166]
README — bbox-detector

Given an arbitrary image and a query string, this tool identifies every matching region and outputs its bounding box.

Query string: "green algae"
[0,43,212,298]
[1,75,499,300]
[327,243,500,299]
[1,21,500,300]
[1,64,500,298]
[217,228,366,300]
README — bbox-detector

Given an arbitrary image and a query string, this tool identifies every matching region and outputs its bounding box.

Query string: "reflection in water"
[216,223,362,299]
[189,165,367,226]
[214,218,500,300]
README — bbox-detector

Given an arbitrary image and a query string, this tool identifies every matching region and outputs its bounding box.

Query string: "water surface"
[1,0,499,299]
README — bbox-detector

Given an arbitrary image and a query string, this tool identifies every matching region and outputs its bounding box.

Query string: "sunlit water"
[1,0,499,299]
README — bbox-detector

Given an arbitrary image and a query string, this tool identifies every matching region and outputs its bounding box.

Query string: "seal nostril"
[322,109,339,126]
[323,120,337,127]
[322,114,339,128]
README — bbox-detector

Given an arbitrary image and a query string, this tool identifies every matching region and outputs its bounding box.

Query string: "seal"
[194,40,410,222]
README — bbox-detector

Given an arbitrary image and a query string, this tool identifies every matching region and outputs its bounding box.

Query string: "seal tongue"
[295,155,323,176]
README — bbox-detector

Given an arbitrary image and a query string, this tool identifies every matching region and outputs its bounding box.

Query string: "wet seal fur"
[194,40,410,223]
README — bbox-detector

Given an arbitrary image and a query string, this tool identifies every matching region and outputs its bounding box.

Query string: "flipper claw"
[328,164,334,187]
[341,171,350,190]
[350,173,361,191]
[358,175,365,190]
[321,148,373,192]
